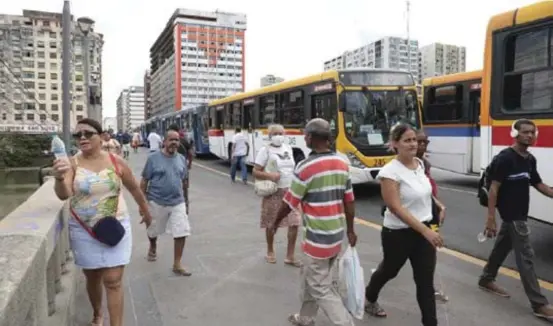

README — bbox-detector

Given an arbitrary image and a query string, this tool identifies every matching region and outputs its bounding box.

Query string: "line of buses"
[140,1,553,224]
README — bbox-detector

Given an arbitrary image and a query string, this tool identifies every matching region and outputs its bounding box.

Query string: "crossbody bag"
[70,153,126,247]
[254,147,279,197]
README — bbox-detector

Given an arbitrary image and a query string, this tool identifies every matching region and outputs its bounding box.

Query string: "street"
[192,155,553,283]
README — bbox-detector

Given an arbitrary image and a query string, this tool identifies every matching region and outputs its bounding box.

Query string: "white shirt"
[232,132,248,157]
[377,158,432,229]
[254,144,296,188]
[147,132,162,151]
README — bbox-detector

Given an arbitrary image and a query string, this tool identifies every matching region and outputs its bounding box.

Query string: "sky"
[3,0,542,118]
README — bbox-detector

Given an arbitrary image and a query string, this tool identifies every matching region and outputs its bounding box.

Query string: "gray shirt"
[142,151,188,206]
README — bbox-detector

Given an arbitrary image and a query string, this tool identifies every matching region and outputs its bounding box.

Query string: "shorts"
[122,144,131,152]
[147,201,191,238]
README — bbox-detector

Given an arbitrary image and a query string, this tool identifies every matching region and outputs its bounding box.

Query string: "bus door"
[192,112,200,152]
[242,99,256,164]
[216,106,225,158]
[468,83,481,174]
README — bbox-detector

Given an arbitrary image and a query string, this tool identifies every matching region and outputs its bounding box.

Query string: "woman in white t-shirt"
[253,124,301,267]
[365,123,444,326]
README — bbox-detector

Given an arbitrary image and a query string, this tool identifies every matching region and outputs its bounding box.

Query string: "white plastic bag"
[338,246,365,320]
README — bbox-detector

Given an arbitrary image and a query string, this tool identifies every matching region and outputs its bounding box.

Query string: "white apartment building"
[0,10,103,133]
[149,9,246,117]
[260,74,284,87]
[102,116,116,132]
[323,36,419,82]
[419,43,466,82]
[116,86,144,132]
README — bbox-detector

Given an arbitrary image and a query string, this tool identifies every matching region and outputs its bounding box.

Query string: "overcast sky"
[3,0,540,118]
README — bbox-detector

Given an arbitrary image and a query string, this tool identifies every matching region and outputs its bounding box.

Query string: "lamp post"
[76,17,93,121]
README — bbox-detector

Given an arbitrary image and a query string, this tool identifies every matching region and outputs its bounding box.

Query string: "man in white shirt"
[147,130,162,152]
[230,127,249,184]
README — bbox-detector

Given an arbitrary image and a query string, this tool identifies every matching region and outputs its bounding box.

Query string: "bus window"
[231,102,242,128]
[260,95,277,125]
[281,90,304,125]
[224,104,232,128]
[216,107,224,129]
[311,93,337,138]
[243,104,253,129]
[424,85,463,122]
[503,28,553,112]
[469,90,481,124]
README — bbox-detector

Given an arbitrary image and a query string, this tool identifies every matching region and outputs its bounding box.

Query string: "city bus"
[207,68,421,184]
[481,1,553,224]
[421,70,482,174]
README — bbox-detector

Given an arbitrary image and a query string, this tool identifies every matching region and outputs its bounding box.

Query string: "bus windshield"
[342,89,418,147]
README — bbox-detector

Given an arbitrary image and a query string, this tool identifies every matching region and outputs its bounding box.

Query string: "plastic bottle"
[477,231,488,243]
[51,135,67,159]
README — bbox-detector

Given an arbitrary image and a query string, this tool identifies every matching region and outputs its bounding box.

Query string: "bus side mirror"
[339,94,347,112]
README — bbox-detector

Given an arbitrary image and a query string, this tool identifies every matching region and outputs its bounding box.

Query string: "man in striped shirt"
[270,118,357,326]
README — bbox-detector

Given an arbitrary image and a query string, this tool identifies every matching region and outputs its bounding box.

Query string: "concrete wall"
[0,177,78,326]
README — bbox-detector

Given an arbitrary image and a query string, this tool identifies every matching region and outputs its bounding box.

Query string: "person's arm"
[343,174,356,243]
[529,157,553,198]
[116,156,151,225]
[140,156,153,198]
[53,157,76,200]
[230,135,237,157]
[252,147,278,181]
[180,155,188,193]
[274,170,308,228]
[487,156,510,219]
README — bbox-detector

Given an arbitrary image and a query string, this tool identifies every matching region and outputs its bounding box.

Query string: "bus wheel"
[292,148,305,167]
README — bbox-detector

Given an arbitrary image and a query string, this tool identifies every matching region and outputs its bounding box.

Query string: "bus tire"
[292,148,305,167]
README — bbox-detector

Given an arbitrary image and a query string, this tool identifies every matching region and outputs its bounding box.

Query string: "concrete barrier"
[0,178,77,326]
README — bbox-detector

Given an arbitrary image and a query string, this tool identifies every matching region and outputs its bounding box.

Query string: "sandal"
[172,266,192,276]
[288,313,314,326]
[365,302,387,318]
[265,254,277,264]
[91,316,103,326]
[147,251,157,262]
[284,259,302,268]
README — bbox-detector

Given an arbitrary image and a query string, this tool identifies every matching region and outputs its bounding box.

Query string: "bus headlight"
[346,153,365,169]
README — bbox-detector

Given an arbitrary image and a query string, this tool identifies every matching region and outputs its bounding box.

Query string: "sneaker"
[534,304,553,320]
[435,290,449,303]
[478,281,510,298]
[288,313,314,326]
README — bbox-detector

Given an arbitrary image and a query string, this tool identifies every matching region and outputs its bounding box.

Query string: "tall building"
[260,74,283,87]
[323,36,419,82]
[0,10,103,132]
[419,43,466,82]
[149,9,246,117]
[116,86,144,132]
[143,70,152,121]
[102,116,116,132]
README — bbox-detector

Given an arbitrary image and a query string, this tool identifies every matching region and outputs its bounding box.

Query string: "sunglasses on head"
[72,131,98,139]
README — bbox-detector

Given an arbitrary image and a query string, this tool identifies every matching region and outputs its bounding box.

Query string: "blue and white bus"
[421,70,482,175]
[141,105,210,156]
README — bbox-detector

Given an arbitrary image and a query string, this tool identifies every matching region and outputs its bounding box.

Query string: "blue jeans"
[230,155,248,182]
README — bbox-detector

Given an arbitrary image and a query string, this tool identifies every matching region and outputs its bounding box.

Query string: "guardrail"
[0,176,77,326]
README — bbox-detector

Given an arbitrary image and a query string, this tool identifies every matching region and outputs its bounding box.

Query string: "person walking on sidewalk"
[171,124,194,214]
[365,123,443,326]
[140,129,192,276]
[147,129,162,153]
[52,118,153,326]
[230,127,249,184]
[269,118,357,326]
[479,118,553,320]
[253,124,301,267]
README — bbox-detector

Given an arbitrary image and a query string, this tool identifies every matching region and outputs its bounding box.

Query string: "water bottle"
[51,135,67,159]
[477,231,488,243]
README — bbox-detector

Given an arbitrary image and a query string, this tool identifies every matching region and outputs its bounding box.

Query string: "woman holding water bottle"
[52,118,153,326]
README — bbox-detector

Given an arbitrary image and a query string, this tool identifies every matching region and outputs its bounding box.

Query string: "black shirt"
[491,147,541,221]
[178,138,193,156]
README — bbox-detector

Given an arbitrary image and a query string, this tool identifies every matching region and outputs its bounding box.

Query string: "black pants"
[366,226,437,326]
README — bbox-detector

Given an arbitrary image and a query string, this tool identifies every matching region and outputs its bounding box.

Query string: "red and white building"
[148,9,247,118]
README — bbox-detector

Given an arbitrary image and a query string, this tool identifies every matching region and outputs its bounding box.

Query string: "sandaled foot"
[172,266,192,276]
[478,280,510,298]
[265,254,277,264]
[284,259,302,268]
[90,315,103,326]
[534,304,553,320]
[288,313,314,326]
[365,301,387,318]
[147,250,157,262]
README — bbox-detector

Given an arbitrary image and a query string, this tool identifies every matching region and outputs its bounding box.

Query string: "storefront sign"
[0,124,59,133]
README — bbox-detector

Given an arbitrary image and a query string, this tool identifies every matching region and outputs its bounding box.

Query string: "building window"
[51,114,59,121]
[39,103,46,110]
[14,103,22,110]
[15,114,23,121]
[38,72,46,79]
[50,62,57,69]
[38,51,45,59]
[423,85,463,122]
[49,41,57,49]
[49,52,57,59]
[51,94,58,101]
[1,113,6,120]
[38,83,46,90]
[76,104,83,111]
[43,20,50,27]
[38,61,45,69]
[49,31,56,38]
[24,82,35,89]
[75,85,83,92]
[51,104,59,111]
[50,73,58,80]
[75,75,83,82]
[76,115,83,121]
[39,93,46,100]
[40,114,47,121]
[51,83,58,90]
[23,61,34,68]
[27,113,34,120]
[37,41,45,48]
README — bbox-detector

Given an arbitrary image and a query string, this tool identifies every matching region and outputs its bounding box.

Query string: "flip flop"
[284,259,302,268]
[265,255,277,264]
[172,266,192,276]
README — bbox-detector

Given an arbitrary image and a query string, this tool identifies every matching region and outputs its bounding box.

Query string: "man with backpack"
[479,118,553,320]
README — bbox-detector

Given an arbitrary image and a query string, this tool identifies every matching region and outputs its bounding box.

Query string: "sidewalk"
[72,149,553,326]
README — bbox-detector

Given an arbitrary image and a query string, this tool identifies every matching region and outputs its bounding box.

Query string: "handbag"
[254,147,279,197]
[70,153,126,247]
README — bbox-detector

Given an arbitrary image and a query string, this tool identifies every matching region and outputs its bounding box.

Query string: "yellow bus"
[207,68,421,184]
[481,1,553,224]
[421,70,482,175]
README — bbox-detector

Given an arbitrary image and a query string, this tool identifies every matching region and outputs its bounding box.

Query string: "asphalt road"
[190,155,553,283]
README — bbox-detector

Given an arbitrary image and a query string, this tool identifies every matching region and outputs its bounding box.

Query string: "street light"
[76,17,94,121]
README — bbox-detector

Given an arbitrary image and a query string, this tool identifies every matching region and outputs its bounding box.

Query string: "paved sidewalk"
[72,150,553,326]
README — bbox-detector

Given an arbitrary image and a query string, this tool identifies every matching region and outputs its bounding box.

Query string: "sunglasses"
[72,131,98,139]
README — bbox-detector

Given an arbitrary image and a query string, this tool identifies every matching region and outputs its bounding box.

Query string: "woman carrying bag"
[253,124,301,267]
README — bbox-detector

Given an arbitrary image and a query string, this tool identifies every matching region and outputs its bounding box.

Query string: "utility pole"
[61,0,72,150]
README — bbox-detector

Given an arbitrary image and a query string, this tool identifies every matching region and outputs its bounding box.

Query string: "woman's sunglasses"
[72,131,98,139]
